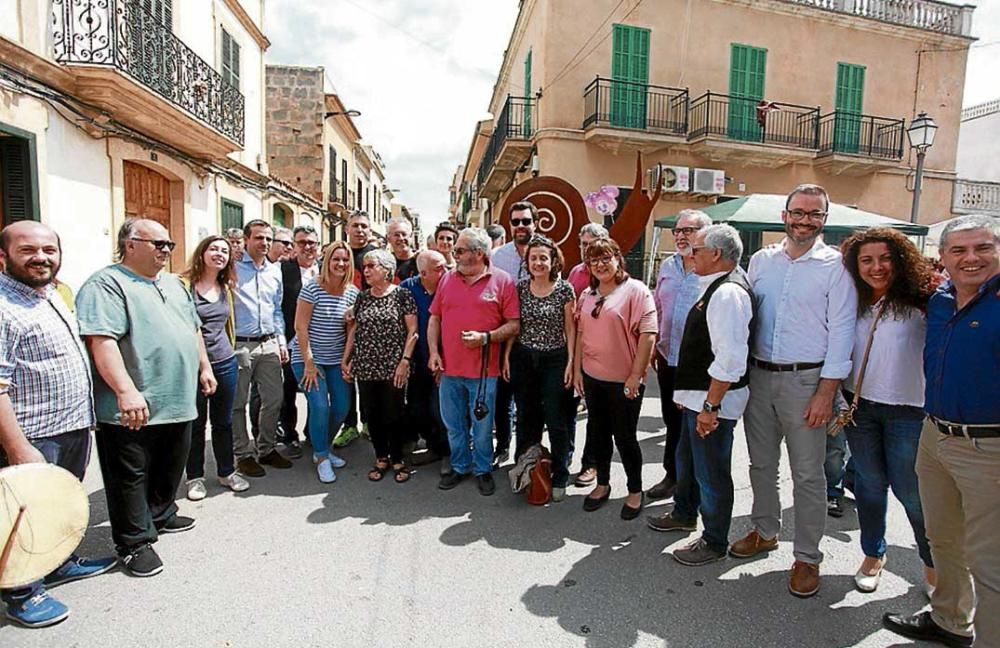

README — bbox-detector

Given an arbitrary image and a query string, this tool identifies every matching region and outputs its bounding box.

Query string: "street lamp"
[906,111,937,224]
[325,109,361,119]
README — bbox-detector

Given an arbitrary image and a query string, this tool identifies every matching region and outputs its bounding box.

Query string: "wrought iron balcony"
[784,0,974,37]
[817,112,904,159]
[688,92,820,150]
[583,77,688,134]
[52,0,245,146]
[476,95,535,199]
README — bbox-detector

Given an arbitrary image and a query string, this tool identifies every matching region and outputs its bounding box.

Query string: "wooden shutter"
[221,198,244,232]
[341,160,348,204]
[141,0,172,28]
[221,29,240,88]
[1,137,37,225]
[834,62,865,153]
[611,24,650,129]
[328,146,337,202]
[728,43,767,141]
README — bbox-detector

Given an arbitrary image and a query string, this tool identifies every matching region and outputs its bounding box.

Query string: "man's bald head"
[0,220,61,255]
[415,249,446,271]
[0,221,63,289]
[117,218,169,261]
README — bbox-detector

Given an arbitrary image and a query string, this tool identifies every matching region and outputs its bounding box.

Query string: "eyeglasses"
[296,240,319,247]
[510,218,533,226]
[453,246,474,256]
[362,262,379,269]
[131,238,176,251]
[275,240,293,248]
[690,246,707,255]
[591,294,608,319]
[587,255,614,267]
[786,210,827,222]
[672,227,700,236]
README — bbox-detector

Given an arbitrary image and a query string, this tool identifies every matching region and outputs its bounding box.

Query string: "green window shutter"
[220,198,244,232]
[523,50,533,135]
[341,160,348,204]
[728,43,767,141]
[272,204,286,227]
[610,24,650,129]
[834,62,865,153]
[1,137,37,225]
[221,29,240,89]
[328,146,337,201]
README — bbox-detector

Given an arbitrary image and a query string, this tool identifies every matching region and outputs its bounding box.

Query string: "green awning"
[654,194,928,236]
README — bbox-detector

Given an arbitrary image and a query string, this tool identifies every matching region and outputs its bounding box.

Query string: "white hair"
[940,214,1000,249]
[702,224,743,264]
[579,222,609,239]
[363,248,396,280]
[675,209,712,229]
[459,227,492,255]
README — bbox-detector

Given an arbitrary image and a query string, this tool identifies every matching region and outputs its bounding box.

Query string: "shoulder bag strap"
[849,300,888,409]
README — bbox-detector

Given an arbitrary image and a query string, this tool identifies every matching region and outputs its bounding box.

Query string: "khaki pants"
[231,339,283,460]
[916,419,1000,646]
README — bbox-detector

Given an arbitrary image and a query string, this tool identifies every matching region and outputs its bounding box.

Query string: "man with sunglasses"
[731,184,857,599]
[231,219,292,478]
[644,210,711,502]
[76,219,215,577]
[488,201,537,465]
[265,227,294,265]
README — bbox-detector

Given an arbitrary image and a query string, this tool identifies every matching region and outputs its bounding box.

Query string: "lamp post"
[324,109,362,119]
[906,111,937,224]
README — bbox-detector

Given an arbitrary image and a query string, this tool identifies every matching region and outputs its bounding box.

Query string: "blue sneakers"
[45,555,118,587]
[4,591,69,628]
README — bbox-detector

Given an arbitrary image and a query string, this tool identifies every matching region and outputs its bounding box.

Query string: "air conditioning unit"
[648,164,690,193]
[692,168,725,195]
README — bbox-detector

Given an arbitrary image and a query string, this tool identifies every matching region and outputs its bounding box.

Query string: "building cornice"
[0,37,76,95]
[222,0,271,51]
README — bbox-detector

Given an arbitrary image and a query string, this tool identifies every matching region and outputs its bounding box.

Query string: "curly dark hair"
[524,234,564,281]
[840,227,935,317]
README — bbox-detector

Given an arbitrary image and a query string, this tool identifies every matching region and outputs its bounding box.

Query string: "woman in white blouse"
[840,228,938,594]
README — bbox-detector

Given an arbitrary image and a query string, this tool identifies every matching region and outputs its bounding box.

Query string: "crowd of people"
[0,187,997,647]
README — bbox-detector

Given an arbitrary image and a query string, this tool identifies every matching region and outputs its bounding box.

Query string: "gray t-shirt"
[195,289,235,364]
[76,265,201,425]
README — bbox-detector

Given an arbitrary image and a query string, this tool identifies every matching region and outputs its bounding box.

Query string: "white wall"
[956,108,1000,182]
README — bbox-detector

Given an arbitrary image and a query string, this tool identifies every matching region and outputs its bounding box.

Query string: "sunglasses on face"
[511,218,533,226]
[131,238,176,252]
[276,240,293,248]
[296,240,319,247]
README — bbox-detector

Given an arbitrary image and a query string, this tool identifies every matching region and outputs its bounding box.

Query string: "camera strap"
[475,333,490,408]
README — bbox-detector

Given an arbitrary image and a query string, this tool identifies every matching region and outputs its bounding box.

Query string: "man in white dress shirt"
[728,184,858,599]
[644,224,754,567]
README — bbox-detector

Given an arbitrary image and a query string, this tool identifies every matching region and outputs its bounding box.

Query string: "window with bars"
[220,28,240,89]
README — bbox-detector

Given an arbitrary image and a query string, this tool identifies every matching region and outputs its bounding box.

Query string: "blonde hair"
[319,241,354,290]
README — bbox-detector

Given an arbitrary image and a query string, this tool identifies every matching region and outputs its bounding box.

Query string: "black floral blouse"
[516,279,575,351]
[351,287,417,381]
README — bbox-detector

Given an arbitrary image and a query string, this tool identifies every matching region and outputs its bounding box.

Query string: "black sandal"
[368,458,390,482]
[393,464,412,484]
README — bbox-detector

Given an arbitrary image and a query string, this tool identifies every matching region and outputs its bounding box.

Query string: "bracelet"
[401,356,411,363]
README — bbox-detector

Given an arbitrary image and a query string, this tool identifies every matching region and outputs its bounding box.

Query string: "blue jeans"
[291,362,351,459]
[188,355,238,479]
[844,398,932,566]
[1,428,91,606]
[439,375,498,476]
[672,410,736,552]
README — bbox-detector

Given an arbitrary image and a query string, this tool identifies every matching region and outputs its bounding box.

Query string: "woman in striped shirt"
[290,241,359,484]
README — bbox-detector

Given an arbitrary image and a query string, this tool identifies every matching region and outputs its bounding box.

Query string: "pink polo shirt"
[429,267,520,379]
[576,278,657,383]
[567,263,590,298]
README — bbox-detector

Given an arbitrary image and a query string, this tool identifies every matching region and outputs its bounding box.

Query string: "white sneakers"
[316,457,337,483]
[186,478,207,501]
[328,453,347,469]
[218,472,250,492]
[854,556,887,593]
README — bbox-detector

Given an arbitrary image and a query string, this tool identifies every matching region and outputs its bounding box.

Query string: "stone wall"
[265,65,325,202]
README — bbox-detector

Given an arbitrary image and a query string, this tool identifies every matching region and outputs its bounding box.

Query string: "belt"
[235,334,275,342]
[750,358,824,372]
[931,417,1000,439]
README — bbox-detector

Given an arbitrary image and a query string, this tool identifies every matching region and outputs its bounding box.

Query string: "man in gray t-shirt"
[76,218,214,577]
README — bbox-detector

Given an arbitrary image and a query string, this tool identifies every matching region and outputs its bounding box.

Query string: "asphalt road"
[3,378,935,648]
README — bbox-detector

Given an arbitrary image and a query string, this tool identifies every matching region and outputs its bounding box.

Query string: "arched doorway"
[123,161,183,267]
[273,202,292,228]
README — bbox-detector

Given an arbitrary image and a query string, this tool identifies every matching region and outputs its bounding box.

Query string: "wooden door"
[123,161,179,266]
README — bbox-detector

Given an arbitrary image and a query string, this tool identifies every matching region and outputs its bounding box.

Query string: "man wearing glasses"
[76,219,215,577]
[265,227,294,265]
[231,219,292,478]
[643,210,711,502]
[730,184,857,598]
[487,201,537,465]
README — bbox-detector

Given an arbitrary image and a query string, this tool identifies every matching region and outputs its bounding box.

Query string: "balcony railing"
[784,0,973,36]
[817,112,904,159]
[477,95,535,188]
[688,92,820,150]
[583,77,688,134]
[953,180,1000,214]
[52,0,245,145]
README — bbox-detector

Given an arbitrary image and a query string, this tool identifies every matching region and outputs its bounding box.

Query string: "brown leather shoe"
[728,529,778,558]
[789,560,820,598]
[258,450,293,469]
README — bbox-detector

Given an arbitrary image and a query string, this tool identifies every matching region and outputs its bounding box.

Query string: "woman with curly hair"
[840,227,937,594]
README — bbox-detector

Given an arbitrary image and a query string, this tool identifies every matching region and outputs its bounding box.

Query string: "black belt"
[750,358,824,372]
[235,334,275,342]
[932,417,1000,439]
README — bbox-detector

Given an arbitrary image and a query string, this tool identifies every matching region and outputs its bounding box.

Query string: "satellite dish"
[0,464,89,588]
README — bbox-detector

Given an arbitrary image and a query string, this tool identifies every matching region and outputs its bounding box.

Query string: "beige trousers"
[916,419,1000,646]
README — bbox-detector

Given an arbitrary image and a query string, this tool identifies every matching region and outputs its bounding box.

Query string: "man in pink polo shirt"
[428,227,520,496]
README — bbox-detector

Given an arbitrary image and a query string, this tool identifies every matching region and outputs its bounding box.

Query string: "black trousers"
[406,368,449,457]
[655,355,683,480]
[582,373,644,493]
[358,380,406,463]
[494,375,516,451]
[95,421,190,552]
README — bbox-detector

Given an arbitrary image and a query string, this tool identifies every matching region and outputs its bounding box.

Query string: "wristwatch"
[702,400,721,413]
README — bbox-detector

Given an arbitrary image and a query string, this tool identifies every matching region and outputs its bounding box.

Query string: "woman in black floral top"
[502,235,576,502]
[344,249,418,483]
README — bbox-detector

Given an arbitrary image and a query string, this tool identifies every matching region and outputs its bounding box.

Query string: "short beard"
[785,223,820,246]
[677,245,692,257]
[7,262,58,288]
[515,231,533,245]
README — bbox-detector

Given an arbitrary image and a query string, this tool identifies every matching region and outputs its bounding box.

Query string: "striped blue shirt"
[0,273,95,439]
[289,280,358,366]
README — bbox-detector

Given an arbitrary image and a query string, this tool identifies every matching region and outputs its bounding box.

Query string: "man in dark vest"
[645,224,754,567]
